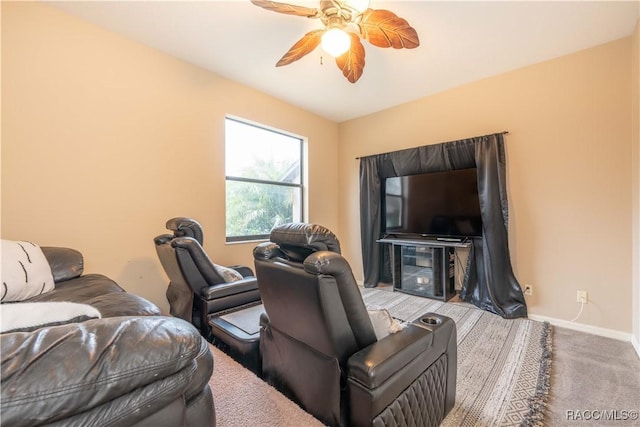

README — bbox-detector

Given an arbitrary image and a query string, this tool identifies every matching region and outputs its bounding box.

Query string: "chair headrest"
[166,217,204,245]
[253,242,284,261]
[269,223,341,262]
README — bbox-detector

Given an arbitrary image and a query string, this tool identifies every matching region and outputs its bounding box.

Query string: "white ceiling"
[50,1,640,123]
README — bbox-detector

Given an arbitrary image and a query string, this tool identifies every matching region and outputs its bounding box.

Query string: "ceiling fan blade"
[276,29,324,67]
[335,33,366,83]
[250,0,321,18]
[358,9,420,49]
[319,0,337,11]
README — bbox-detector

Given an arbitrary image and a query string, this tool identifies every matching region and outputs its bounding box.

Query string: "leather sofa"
[0,246,215,426]
[253,223,457,427]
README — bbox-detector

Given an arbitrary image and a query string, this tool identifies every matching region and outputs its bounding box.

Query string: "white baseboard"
[528,314,633,343]
[360,283,637,347]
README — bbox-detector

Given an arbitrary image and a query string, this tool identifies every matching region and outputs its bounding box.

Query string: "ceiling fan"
[250,0,420,83]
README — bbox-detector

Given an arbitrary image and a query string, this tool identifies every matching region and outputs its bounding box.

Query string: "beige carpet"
[544,327,640,426]
[207,344,324,427]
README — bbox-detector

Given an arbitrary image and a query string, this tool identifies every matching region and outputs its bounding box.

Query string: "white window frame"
[224,116,305,243]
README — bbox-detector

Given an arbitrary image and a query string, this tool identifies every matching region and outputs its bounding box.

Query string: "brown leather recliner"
[154,217,261,340]
[253,223,457,427]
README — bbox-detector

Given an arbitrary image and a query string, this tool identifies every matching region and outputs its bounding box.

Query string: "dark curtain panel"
[359,133,527,319]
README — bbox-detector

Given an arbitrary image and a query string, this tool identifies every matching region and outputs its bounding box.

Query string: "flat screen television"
[383,168,483,239]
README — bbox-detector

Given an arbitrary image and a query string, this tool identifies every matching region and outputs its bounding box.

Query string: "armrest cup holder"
[412,313,449,333]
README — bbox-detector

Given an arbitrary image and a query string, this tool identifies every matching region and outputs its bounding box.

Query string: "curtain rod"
[355,131,509,160]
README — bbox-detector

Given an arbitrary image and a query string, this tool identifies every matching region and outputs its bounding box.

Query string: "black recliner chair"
[253,223,457,427]
[154,217,261,339]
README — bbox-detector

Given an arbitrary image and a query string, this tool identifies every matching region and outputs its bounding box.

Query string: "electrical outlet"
[523,284,533,296]
[576,290,588,304]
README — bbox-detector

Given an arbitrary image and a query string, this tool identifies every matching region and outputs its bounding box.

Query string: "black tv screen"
[384,168,483,239]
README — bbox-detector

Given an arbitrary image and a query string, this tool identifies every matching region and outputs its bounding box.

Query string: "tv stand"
[377,238,471,302]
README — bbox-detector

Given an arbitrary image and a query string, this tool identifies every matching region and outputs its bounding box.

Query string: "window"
[225,116,304,242]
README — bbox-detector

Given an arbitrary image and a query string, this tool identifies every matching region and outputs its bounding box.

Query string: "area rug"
[361,287,552,427]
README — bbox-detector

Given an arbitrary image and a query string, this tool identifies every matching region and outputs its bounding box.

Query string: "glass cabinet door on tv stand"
[378,238,470,302]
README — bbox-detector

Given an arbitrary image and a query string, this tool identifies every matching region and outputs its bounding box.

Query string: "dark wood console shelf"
[377,238,471,302]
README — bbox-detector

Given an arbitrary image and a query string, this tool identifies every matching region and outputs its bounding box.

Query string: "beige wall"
[1,2,340,312]
[2,2,637,336]
[632,19,640,351]
[338,38,633,333]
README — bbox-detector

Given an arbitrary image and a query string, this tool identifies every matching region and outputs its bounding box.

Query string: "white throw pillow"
[1,240,55,302]
[213,263,243,282]
[0,302,101,333]
[368,307,405,340]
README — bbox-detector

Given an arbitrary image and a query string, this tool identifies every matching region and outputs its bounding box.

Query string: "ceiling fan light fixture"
[250,0,419,83]
[321,28,351,57]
